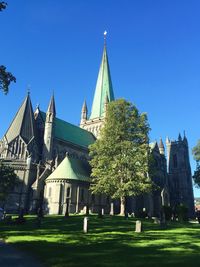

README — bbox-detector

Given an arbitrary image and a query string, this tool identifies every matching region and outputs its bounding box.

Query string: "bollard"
[102,208,104,216]
[83,217,89,233]
[110,202,114,215]
[135,220,142,233]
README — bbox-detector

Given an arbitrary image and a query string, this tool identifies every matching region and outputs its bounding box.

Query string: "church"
[0,38,195,217]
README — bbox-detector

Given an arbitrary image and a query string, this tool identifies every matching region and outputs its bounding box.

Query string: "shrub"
[176,204,188,222]
[162,205,172,221]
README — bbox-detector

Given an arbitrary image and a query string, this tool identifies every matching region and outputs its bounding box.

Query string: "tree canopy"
[0,65,16,94]
[0,2,16,94]
[0,2,7,11]
[192,140,200,188]
[89,99,153,215]
[192,140,200,163]
[0,161,19,202]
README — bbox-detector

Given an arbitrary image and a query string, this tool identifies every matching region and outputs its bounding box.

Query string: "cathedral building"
[0,39,195,217]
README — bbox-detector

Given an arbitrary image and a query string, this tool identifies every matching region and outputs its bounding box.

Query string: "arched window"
[48,187,52,197]
[81,189,84,202]
[67,187,71,198]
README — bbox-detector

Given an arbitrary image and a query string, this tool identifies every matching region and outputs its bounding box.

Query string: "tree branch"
[0,65,16,94]
[0,2,7,11]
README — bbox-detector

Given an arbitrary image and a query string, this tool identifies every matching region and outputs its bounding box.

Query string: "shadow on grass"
[1,215,200,267]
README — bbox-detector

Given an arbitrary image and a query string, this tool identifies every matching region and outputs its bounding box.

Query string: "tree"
[0,2,7,11]
[0,161,19,204]
[192,140,200,163]
[0,2,16,94]
[193,165,200,188]
[0,65,16,94]
[89,99,153,215]
[192,140,200,187]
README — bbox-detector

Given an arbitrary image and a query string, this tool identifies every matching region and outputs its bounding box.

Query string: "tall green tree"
[192,140,200,188]
[0,2,16,94]
[89,99,153,215]
[0,161,18,204]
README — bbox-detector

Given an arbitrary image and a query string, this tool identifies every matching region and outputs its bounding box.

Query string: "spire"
[178,133,182,142]
[82,99,87,113]
[4,94,37,144]
[183,130,188,144]
[158,138,165,155]
[47,94,56,116]
[90,33,114,119]
[43,94,56,160]
[81,100,88,122]
[166,136,170,144]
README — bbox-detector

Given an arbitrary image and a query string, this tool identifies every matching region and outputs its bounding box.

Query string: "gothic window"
[48,187,52,197]
[184,152,187,165]
[19,140,21,155]
[15,140,18,154]
[81,189,84,202]
[173,154,178,168]
[67,187,71,198]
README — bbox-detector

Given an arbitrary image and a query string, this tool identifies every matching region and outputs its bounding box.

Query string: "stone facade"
[166,135,195,217]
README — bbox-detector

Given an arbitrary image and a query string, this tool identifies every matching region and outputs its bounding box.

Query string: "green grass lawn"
[0,215,200,267]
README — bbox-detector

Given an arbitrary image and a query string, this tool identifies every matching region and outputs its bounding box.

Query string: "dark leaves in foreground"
[0,65,16,94]
[0,2,7,11]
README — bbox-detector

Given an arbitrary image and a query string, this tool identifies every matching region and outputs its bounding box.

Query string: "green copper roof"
[46,155,91,182]
[41,112,95,148]
[90,45,114,119]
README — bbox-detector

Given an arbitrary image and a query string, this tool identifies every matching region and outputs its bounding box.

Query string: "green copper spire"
[90,39,114,119]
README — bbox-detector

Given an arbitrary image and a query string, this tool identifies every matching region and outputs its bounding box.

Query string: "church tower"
[80,33,115,138]
[166,133,195,217]
[42,94,56,161]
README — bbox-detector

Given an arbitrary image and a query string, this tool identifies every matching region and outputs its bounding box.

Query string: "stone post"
[135,220,142,233]
[110,202,114,215]
[83,217,89,233]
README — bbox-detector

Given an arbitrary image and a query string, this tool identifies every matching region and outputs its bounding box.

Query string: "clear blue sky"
[1,0,200,196]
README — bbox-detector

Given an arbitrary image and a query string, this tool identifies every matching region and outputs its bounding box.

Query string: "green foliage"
[136,210,148,218]
[192,140,200,187]
[193,165,200,188]
[0,3,16,93]
[162,205,172,221]
[192,140,200,163]
[0,2,7,11]
[176,204,188,222]
[89,99,152,208]
[0,161,19,201]
[0,65,16,94]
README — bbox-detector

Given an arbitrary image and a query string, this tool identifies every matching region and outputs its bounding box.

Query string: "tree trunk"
[120,196,126,216]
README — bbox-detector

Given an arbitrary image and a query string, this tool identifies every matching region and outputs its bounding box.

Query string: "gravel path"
[0,241,43,267]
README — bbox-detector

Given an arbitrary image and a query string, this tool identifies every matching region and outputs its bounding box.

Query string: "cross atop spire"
[104,30,107,46]
[89,36,114,119]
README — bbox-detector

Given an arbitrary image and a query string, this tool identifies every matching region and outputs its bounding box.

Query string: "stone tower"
[80,38,115,138]
[166,133,195,217]
[42,94,56,161]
